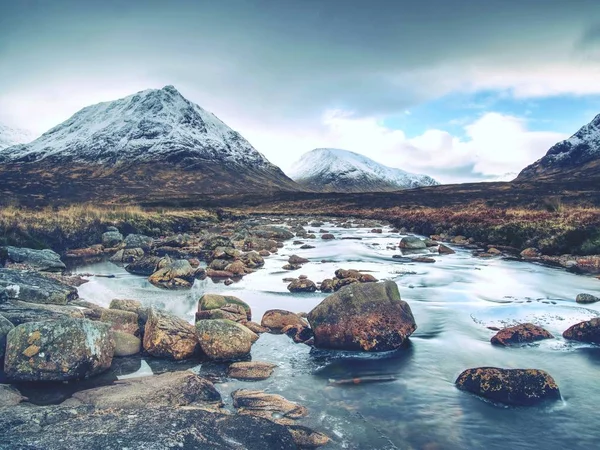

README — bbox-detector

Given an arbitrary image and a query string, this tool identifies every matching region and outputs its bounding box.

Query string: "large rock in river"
[307,280,416,351]
[196,294,252,322]
[491,323,553,346]
[4,318,114,381]
[261,309,306,333]
[563,318,600,343]
[455,367,561,406]
[195,319,257,360]
[4,246,66,272]
[0,269,77,305]
[399,236,426,250]
[143,308,198,360]
[148,259,197,289]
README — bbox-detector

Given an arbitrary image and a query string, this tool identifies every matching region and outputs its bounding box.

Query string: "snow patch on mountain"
[0,124,36,150]
[288,148,439,191]
[0,86,276,170]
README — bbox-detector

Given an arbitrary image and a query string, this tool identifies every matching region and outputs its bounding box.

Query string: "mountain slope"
[517,114,600,181]
[0,124,36,150]
[288,148,439,192]
[0,86,299,205]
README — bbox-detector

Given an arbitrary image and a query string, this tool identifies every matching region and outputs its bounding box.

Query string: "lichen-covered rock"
[320,279,334,293]
[232,389,308,425]
[195,319,256,361]
[491,323,553,346]
[455,367,561,406]
[100,309,139,336]
[307,280,416,351]
[148,259,197,289]
[288,425,331,448]
[125,255,167,276]
[109,247,145,263]
[102,230,124,248]
[576,293,599,304]
[124,234,154,251]
[4,318,114,381]
[4,246,66,272]
[239,251,265,268]
[244,321,269,334]
[0,300,85,326]
[197,294,251,322]
[287,278,317,293]
[399,236,426,250]
[0,314,14,359]
[261,310,306,334]
[112,331,141,357]
[563,318,600,343]
[203,235,234,251]
[228,361,277,380]
[224,260,247,276]
[251,226,294,241]
[0,268,77,305]
[143,308,198,360]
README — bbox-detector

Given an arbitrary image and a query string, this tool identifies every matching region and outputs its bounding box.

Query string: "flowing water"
[71,220,600,449]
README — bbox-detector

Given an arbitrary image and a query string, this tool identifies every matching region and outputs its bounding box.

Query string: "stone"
[4,246,66,272]
[261,309,306,333]
[109,247,144,263]
[282,264,301,271]
[251,226,294,241]
[287,426,331,448]
[232,389,308,425]
[438,244,456,255]
[228,361,277,380]
[148,259,196,289]
[300,244,315,249]
[288,254,309,265]
[320,279,334,293]
[411,256,436,263]
[109,299,148,323]
[282,324,314,343]
[0,300,85,326]
[491,323,553,346]
[245,321,269,334]
[225,260,247,276]
[195,319,256,361]
[0,384,26,407]
[287,278,317,293]
[143,308,198,360]
[112,331,141,356]
[308,280,416,351]
[124,234,153,251]
[563,318,600,343]
[576,293,599,304]
[399,236,426,249]
[197,294,251,321]
[321,233,335,240]
[100,309,139,336]
[125,255,166,276]
[206,269,234,278]
[240,251,265,268]
[520,247,541,258]
[0,314,14,359]
[203,235,234,250]
[101,230,123,248]
[4,318,114,381]
[73,370,221,408]
[455,367,561,406]
[0,268,77,305]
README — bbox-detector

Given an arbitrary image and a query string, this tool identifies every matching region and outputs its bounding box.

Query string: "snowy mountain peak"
[288,148,439,192]
[517,113,600,180]
[0,86,275,170]
[0,124,36,150]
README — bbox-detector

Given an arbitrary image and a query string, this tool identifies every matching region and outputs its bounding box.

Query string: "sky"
[1,0,600,183]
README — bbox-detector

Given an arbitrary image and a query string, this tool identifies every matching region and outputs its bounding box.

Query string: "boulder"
[232,389,308,425]
[321,233,335,240]
[288,426,331,449]
[109,298,148,324]
[197,294,251,322]
[4,318,114,381]
[148,259,197,289]
[282,324,314,343]
[125,255,167,276]
[287,278,317,293]
[228,361,277,380]
[209,259,229,271]
[251,226,294,241]
[320,279,334,293]
[288,255,309,265]
[101,230,124,247]
[0,384,25,407]
[0,300,85,326]
[576,293,599,304]
[100,309,139,336]
[73,370,221,408]
[520,247,541,258]
[261,310,306,334]
[399,236,426,250]
[225,260,247,276]
[109,247,144,263]
[143,308,198,360]
[0,314,14,359]
[124,234,154,251]
[455,367,561,406]
[491,323,553,346]
[4,246,66,272]
[203,235,234,250]
[239,251,265,268]
[195,319,256,361]
[307,280,416,351]
[438,244,456,255]
[112,331,141,356]
[245,321,269,334]
[563,318,600,343]
[0,268,77,305]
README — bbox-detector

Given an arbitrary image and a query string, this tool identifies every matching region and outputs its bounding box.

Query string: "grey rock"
[0,314,14,359]
[124,234,153,251]
[576,293,599,304]
[0,300,85,326]
[0,269,78,305]
[4,246,66,272]
[101,230,123,248]
[399,236,426,250]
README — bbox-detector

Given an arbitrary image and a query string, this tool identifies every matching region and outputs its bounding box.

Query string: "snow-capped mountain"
[0,86,298,204]
[288,148,439,192]
[0,124,36,150]
[517,113,600,180]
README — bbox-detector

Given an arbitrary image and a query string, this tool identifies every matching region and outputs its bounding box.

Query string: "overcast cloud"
[1,0,599,182]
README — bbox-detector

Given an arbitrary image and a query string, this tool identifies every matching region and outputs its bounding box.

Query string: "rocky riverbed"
[1,217,600,449]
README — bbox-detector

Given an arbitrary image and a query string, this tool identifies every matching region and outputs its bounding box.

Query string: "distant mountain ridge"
[0,86,298,205]
[288,148,439,192]
[0,124,36,150]
[517,113,600,181]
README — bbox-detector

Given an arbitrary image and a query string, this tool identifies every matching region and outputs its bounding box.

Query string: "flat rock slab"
[0,300,85,326]
[0,269,78,305]
[4,246,66,272]
[228,362,277,380]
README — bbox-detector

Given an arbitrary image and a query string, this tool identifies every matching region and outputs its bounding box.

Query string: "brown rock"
[228,362,277,380]
[245,321,269,334]
[520,247,541,258]
[261,309,307,334]
[282,324,314,343]
[287,426,330,448]
[143,308,198,360]
[438,244,455,255]
[100,309,139,336]
[491,323,553,346]
[287,278,317,293]
[563,318,600,343]
[232,389,308,424]
[195,319,256,361]
[321,234,335,240]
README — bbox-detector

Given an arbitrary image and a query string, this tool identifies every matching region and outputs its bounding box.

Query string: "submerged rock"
[0,268,77,305]
[228,361,277,380]
[4,318,114,381]
[4,246,66,272]
[308,280,416,351]
[195,319,256,360]
[455,367,561,406]
[143,308,198,360]
[563,318,600,343]
[491,323,553,346]
[261,309,307,334]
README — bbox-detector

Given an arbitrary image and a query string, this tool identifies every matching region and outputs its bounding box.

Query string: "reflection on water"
[73,221,600,449]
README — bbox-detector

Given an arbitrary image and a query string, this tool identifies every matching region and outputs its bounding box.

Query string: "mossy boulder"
[197,294,251,322]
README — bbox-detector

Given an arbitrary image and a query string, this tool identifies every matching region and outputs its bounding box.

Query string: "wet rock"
[124,234,153,251]
[455,367,561,406]
[282,263,301,271]
[411,256,436,263]
[112,331,141,356]
[0,384,26,407]
[245,321,269,334]
[300,244,315,249]
[197,294,251,322]
[308,280,416,351]
[438,244,456,255]
[4,246,66,272]
[0,314,14,359]
[100,309,139,336]
[563,318,600,343]
[101,230,123,247]
[0,268,78,305]
[491,323,553,346]
[282,323,314,343]
[371,228,383,233]
[520,247,541,258]
[287,278,317,293]
[4,318,114,381]
[232,389,308,424]
[259,249,271,257]
[228,361,277,380]
[261,309,307,334]
[244,237,279,252]
[109,298,148,324]
[73,370,221,408]
[148,259,196,289]
[195,319,256,361]
[320,278,334,292]
[143,308,198,360]
[288,425,331,448]
[109,247,144,263]
[576,293,599,304]
[125,255,167,276]
[289,254,309,265]
[209,259,229,271]
[399,236,426,250]
[321,233,335,240]
[206,269,235,278]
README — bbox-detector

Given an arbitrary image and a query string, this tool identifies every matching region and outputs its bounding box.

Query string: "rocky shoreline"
[1,215,599,448]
